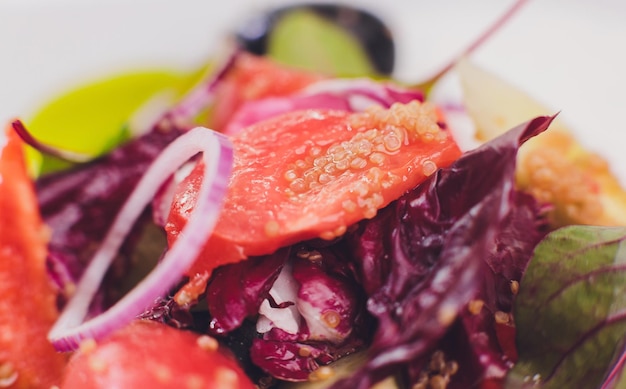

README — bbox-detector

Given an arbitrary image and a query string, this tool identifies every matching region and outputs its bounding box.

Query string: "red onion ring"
[161,49,239,125]
[48,127,233,352]
[301,78,423,109]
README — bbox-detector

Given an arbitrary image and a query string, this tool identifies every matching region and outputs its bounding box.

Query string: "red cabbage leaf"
[206,249,290,335]
[205,244,369,381]
[332,116,554,389]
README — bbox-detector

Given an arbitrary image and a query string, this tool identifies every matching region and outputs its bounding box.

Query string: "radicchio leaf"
[452,190,548,386]
[251,324,367,382]
[251,333,337,382]
[207,243,368,381]
[506,226,626,389]
[206,249,290,335]
[291,253,362,345]
[137,294,195,329]
[332,116,554,389]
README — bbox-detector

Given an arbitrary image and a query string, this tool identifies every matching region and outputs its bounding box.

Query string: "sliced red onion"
[151,159,200,226]
[223,78,423,135]
[48,127,233,352]
[301,78,423,108]
[223,93,351,135]
[160,49,239,126]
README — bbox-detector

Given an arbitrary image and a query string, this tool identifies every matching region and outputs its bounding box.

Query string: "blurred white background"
[1,0,625,181]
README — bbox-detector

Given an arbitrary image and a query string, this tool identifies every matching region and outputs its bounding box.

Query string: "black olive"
[235,3,395,75]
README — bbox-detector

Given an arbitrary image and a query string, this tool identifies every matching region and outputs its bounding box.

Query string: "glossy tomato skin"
[167,103,462,277]
[0,125,67,388]
[61,320,255,389]
[210,53,324,130]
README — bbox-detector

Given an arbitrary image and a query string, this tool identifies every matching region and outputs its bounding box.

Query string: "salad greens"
[7,2,626,388]
[508,226,626,388]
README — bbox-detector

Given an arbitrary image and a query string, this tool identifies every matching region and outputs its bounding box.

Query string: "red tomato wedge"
[166,101,462,277]
[61,320,255,389]
[0,125,67,388]
[211,53,324,130]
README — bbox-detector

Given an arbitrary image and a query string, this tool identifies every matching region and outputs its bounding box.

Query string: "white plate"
[1,0,625,183]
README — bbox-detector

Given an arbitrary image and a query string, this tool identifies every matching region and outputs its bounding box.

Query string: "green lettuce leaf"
[267,9,375,77]
[507,225,626,388]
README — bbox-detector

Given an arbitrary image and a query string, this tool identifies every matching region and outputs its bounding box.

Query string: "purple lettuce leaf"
[331,116,554,389]
[206,248,290,335]
[250,332,338,382]
[205,243,369,382]
[448,191,548,385]
[424,190,548,389]
[137,293,196,329]
[397,193,547,389]
[291,253,362,345]
[251,323,367,382]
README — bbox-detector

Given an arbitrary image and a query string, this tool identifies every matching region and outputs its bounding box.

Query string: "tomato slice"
[0,124,67,387]
[167,101,462,277]
[210,53,324,130]
[61,320,255,389]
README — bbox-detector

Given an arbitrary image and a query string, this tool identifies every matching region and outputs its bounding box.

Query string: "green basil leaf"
[506,225,626,388]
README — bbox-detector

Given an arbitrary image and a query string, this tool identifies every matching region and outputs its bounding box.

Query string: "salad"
[2,2,626,388]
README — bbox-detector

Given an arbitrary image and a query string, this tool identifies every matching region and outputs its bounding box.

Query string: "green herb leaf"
[506,225,626,388]
[267,10,375,77]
